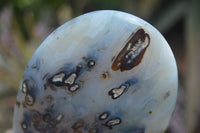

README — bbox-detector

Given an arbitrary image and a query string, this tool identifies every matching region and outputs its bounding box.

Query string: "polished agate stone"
[13,10,178,133]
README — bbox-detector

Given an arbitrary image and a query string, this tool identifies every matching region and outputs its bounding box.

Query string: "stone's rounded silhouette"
[13,10,178,133]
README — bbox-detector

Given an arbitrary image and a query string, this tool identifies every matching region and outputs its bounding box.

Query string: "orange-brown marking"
[102,73,107,79]
[112,28,150,72]
[101,71,111,79]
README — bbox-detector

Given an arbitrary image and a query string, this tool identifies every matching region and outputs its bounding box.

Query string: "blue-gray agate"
[13,10,178,133]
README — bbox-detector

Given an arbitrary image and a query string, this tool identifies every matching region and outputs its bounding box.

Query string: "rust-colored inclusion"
[112,28,150,72]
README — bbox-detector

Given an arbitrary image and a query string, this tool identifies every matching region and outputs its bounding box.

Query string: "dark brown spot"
[102,73,107,79]
[101,71,111,79]
[82,56,86,60]
[112,28,150,72]
[149,111,152,114]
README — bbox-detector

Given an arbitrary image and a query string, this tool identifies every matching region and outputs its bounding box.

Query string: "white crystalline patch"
[112,85,126,99]
[106,118,121,126]
[99,112,109,120]
[22,82,27,93]
[56,114,63,121]
[89,61,95,66]
[69,84,79,92]
[64,73,77,85]
[52,73,65,83]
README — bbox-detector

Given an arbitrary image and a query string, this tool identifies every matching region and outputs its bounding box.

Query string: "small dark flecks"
[82,56,86,60]
[149,111,152,115]
[72,120,84,131]
[112,28,150,72]
[99,112,109,120]
[31,59,40,70]
[164,91,171,100]
[105,118,121,129]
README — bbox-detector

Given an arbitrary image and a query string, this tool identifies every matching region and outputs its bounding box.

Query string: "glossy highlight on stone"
[13,10,178,133]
